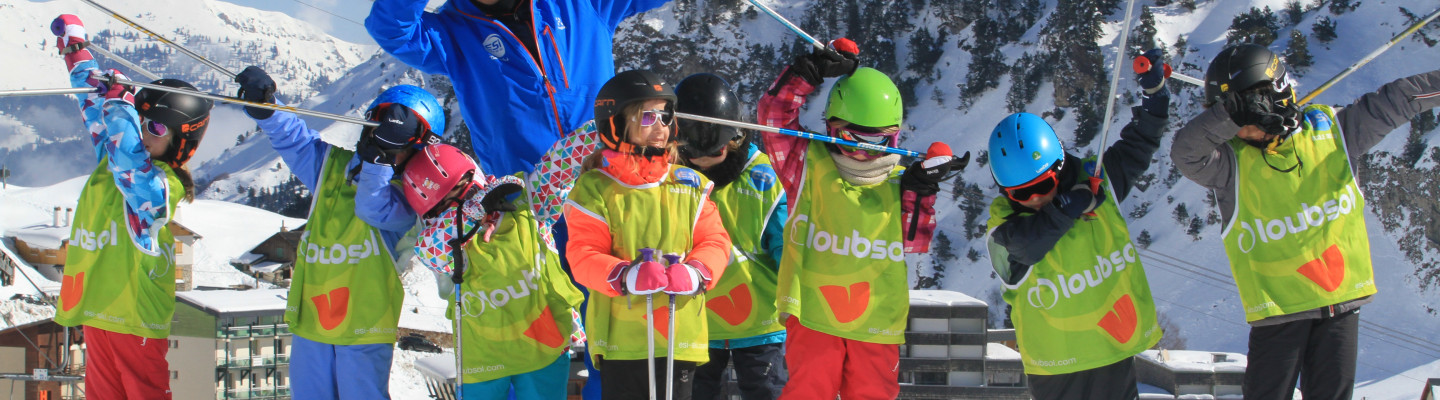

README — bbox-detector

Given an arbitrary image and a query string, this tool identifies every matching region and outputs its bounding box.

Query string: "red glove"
[52,14,93,71]
[663,260,713,296]
[605,248,667,295]
[86,69,135,105]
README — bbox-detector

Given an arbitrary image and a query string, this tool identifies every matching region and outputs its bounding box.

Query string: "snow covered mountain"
[0,0,377,186]
[2,0,1440,397]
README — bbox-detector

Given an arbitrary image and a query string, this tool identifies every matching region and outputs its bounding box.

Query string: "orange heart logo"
[706,284,753,326]
[1097,294,1138,344]
[524,306,566,348]
[1296,245,1346,292]
[646,304,670,340]
[310,287,351,331]
[819,282,870,324]
[60,272,84,312]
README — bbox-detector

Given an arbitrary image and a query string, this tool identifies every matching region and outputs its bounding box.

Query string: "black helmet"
[1204,44,1288,107]
[135,79,213,167]
[594,70,676,154]
[675,73,743,160]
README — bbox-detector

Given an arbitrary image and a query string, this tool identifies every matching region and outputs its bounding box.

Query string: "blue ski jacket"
[366,0,670,177]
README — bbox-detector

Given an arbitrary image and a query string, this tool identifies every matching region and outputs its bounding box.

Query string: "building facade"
[172,289,293,399]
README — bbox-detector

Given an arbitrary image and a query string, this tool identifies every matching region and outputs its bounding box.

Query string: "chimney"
[53,207,61,227]
[65,208,73,227]
[280,221,287,232]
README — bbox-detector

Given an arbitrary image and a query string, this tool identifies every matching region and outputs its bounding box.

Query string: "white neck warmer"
[832,152,900,186]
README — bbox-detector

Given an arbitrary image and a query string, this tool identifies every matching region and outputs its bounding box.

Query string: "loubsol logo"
[1026,243,1137,310]
[1236,185,1357,254]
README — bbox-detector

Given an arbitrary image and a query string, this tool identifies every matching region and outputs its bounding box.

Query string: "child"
[1171,44,1440,399]
[403,144,585,399]
[51,14,213,399]
[233,66,447,399]
[757,40,965,399]
[983,50,1170,400]
[564,69,733,399]
[673,73,789,400]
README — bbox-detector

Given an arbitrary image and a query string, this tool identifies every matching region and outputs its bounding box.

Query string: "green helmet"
[825,67,902,128]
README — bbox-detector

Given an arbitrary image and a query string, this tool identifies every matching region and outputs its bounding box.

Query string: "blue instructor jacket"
[366,0,670,177]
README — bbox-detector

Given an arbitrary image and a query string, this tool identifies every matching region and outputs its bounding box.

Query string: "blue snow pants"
[291,335,394,399]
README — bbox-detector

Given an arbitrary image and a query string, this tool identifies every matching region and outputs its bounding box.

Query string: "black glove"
[789,38,859,86]
[901,147,970,196]
[1229,90,1296,135]
[234,66,277,119]
[1053,186,1105,219]
[357,105,422,166]
[1135,49,1170,118]
[461,176,524,219]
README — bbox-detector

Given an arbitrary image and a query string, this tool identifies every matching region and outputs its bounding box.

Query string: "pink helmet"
[402,144,480,217]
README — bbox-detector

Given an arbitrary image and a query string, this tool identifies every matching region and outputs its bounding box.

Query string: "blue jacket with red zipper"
[366,0,670,177]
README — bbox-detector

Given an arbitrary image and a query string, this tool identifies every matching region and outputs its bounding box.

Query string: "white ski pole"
[0,88,96,97]
[1093,0,1142,180]
[675,112,922,158]
[646,291,657,400]
[77,0,238,77]
[107,75,380,127]
[661,254,683,400]
[745,0,825,50]
[86,43,161,81]
[1296,6,1440,105]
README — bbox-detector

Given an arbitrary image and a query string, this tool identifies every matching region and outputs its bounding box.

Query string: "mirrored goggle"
[638,109,674,127]
[144,121,169,138]
[1002,165,1060,203]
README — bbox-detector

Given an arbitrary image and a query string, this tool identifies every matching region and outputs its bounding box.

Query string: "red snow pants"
[83,325,171,400]
[777,316,899,400]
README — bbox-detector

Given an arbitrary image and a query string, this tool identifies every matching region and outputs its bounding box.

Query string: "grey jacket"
[1170,69,1440,325]
[989,106,1169,284]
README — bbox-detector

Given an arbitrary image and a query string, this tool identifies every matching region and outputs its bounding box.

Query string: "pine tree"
[1187,216,1205,241]
[1328,0,1358,15]
[1227,6,1283,46]
[1136,230,1154,249]
[1285,0,1305,25]
[1313,16,1339,43]
[1130,6,1159,56]
[1173,203,1190,225]
[1285,30,1314,70]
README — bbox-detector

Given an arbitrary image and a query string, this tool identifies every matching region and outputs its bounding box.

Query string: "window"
[170,370,178,379]
[169,339,178,349]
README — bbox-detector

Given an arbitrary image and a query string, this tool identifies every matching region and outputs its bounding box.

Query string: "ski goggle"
[637,109,674,127]
[828,125,899,157]
[426,179,478,220]
[143,120,169,138]
[1002,162,1061,203]
[368,103,438,146]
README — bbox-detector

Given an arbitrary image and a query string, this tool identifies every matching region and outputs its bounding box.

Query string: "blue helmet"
[988,113,1064,188]
[368,85,447,140]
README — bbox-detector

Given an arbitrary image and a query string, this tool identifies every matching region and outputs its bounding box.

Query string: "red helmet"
[401,144,480,217]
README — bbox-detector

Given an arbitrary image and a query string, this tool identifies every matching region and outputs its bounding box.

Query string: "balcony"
[222,385,291,399]
[217,354,291,369]
[218,324,290,338]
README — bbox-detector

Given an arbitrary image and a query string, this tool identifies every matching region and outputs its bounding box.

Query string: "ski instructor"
[1172,43,1440,399]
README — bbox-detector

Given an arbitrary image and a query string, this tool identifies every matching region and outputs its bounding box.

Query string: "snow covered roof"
[233,252,264,265]
[177,288,289,317]
[250,261,285,274]
[167,221,200,239]
[413,353,457,381]
[985,343,1021,361]
[6,223,69,250]
[909,289,987,307]
[1137,349,1247,373]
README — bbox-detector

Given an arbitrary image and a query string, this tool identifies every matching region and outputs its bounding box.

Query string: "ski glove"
[606,248,667,295]
[87,69,135,105]
[789,38,860,86]
[357,105,423,166]
[1229,90,1299,136]
[234,66,277,119]
[664,259,713,296]
[460,175,524,220]
[901,143,968,252]
[1134,49,1171,118]
[1053,184,1105,219]
[52,15,93,71]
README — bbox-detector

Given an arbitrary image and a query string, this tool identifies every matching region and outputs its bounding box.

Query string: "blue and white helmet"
[988,112,1064,188]
[367,85,447,142]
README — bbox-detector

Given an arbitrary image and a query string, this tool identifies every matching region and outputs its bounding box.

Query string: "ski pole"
[77,0,238,77]
[1296,6,1440,105]
[1168,72,1204,87]
[675,112,922,158]
[1093,0,1142,182]
[661,254,682,400]
[646,291,657,400]
[0,88,97,97]
[86,43,161,81]
[744,0,825,50]
[109,76,380,127]
[446,203,488,400]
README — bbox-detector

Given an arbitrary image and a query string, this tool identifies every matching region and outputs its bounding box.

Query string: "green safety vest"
[567,164,714,365]
[987,171,1160,375]
[1222,104,1376,322]
[286,149,404,345]
[452,183,584,383]
[705,153,786,341]
[56,160,183,339]
[777,141,909,344]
